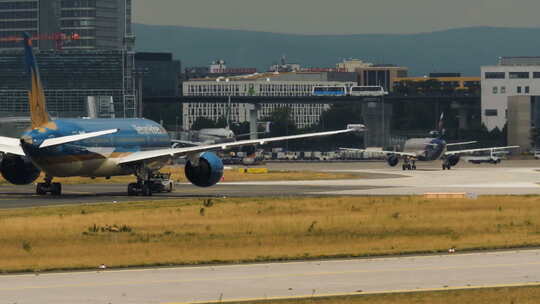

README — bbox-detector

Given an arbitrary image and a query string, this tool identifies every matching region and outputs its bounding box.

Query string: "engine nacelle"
[1,155,41,185]
[447,155,460,167]
[387,155,399,167]
[185,152,224,188]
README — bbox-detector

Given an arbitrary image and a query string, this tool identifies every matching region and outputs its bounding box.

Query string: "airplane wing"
[40,129,118,148]
[445,146,520,156]
[170,139,201,147]
[235,131,267,139]
[0,129,119,156]
[0,136,25,156]
[118,125,366,165]
[446,141,477,147]
[339,148,416,157]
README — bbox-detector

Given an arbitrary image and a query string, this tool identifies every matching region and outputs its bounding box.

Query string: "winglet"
[347,124,367,132]
[23,32,49,129]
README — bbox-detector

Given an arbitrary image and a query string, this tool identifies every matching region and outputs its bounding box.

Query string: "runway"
[2,249,540,303]
[0,160,539,208]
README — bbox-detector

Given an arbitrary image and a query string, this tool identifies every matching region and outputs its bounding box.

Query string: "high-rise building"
[0,0,136,119]
[0,49,136,118]
[0,0,133,51]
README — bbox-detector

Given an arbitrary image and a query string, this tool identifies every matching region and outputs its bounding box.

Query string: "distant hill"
[133,24,540,76]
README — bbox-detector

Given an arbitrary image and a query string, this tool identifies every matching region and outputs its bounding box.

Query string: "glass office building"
[0,0,136,118]
[0,49,136,118]
[0,0,133,50]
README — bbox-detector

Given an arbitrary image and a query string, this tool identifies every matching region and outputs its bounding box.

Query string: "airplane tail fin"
[23,32,49,129]
[437,112,446,137]
[429,112,445,138]
[438,112,444,132]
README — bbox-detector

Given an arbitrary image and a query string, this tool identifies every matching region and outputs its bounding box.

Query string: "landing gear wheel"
[402,164,407,171]
[442,164,447,170]
[142,183,152,197]
[51,183,62,196]
[36,183,46,195]
[412,165,417,170]
[127,183,138,196]
[166,182,174,193]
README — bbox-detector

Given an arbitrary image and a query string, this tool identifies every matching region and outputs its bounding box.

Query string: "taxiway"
[0,160,538,208]
[2,249,540,303]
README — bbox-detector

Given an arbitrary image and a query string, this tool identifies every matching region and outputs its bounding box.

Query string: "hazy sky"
[133,0,540,35]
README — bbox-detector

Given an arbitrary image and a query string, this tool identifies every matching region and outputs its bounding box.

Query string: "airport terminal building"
[182,72,356,129]
[481,57,540,131]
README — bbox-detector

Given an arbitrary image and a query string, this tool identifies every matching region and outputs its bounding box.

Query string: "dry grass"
[242,286,540,304]
[2,196,540,272]
[0,167,359,185]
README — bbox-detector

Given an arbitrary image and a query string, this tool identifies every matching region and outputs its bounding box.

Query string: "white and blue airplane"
[342,114,518,171]
[0,33,364,196]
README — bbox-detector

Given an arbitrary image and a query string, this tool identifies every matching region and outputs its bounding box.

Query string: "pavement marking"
[161,282,540,304]
[2,261,540,292]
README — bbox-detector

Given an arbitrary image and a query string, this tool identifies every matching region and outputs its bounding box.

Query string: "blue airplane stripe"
[23,118,171,159]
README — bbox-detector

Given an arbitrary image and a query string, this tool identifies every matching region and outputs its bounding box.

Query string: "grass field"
[0,167,360,185]
[2,195,540,272]
[236,285,540,304]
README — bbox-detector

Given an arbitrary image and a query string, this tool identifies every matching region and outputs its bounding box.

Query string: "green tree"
[264,107,297,138]
[318,104,363,130]
[215,115,228,128]
[142,102,182,130]
[191,117,217,130]
[230,121,251,137]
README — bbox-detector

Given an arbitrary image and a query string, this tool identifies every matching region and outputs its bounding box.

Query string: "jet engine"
[387,155,399,167]
[0,155,41,185]
[447,155,460,167]
[185,152,224,187]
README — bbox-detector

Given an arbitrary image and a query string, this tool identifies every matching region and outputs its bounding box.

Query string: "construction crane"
[0,33,80,50]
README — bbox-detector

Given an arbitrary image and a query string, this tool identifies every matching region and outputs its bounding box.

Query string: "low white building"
[481,57,540,130]
[182,72,355,130]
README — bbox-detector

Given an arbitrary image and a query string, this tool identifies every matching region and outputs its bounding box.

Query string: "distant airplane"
[342,113,518,170]
[173,96,268,147]
[173,128,265,147]
[0,33,365,196]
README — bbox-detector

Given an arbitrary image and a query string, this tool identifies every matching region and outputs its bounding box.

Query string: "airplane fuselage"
[403,137,446,161]
[20,118,171,177]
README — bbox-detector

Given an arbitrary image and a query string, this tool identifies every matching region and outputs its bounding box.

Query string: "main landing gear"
[127,168,174,197]
[442,160,452,170]
[402,157,417,171]
[36,176,62,196]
